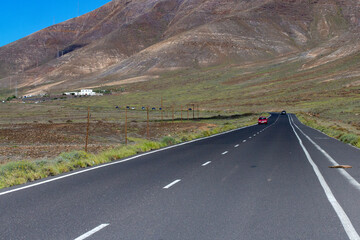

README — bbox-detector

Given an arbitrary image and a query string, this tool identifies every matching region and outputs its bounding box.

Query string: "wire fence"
[0,103,214,154]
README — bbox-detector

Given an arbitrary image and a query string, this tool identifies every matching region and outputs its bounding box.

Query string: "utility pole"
[161,97,163,122]
[197,104,200,119]
[180,105,183,122]
[125,107,128,145]
[85,107,90,152]
[172,105,174,124]
[147,106,149,139]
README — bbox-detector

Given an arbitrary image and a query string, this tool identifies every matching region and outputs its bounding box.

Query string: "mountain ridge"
[0,0,359,96]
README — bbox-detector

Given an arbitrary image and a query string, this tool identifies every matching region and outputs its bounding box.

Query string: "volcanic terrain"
[0,0,359,96]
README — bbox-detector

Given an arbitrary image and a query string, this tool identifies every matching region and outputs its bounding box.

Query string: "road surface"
[0,113,359,240]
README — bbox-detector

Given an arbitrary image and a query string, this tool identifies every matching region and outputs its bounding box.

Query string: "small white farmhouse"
[64,89,99,96]
[78,89,96,96]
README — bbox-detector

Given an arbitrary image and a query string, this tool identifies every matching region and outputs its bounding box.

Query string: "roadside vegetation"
[297,113,360,148]
[0,114,257,189]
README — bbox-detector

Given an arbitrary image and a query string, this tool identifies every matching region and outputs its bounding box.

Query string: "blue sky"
[0,0,112,47]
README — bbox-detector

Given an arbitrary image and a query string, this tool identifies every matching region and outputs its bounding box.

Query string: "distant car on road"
[258,117,268,125]
[281,110,286,115]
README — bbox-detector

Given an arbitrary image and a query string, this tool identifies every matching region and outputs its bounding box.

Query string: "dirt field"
[0,120,211,164]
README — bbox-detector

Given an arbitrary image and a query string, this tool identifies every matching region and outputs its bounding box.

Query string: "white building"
[78,89,96,96]
[64,89,102,96]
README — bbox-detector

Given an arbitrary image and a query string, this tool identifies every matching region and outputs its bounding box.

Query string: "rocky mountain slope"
[0,0,359,95]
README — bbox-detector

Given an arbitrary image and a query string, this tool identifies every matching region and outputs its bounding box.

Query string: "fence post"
[172,105,174,124]
[125,107,128,145]
[197,104,200,119]
[85,106,90,152]
[161,97,163,122]
[192,104,195,119]
[147,106,150,139]
[181,105,183,122]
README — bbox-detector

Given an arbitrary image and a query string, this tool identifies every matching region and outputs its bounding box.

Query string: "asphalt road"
[1,113,359,240]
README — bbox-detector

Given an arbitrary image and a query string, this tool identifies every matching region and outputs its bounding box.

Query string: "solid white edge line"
[0,123,258,196]
[295,116,360,152]
[74,224,109,240]
[163,179,181,189]
[222,151,228,155]
[288,115,360,240]
[290,115,360,191]
[202,161,211,166]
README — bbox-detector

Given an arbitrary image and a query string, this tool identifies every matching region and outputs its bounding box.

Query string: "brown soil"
[0,121,212,163]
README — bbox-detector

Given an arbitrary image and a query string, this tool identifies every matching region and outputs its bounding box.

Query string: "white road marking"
[253,134,256,136]
[202,161,211,166]
[74,224,109,240]
[288,115,360,240]
[234,144,239,148]
[289,115,360,191]
[163,179,181,189]
[249,137,252,139]
[222,151,228,155]
[0,124,258,196]
[243,140,246,143]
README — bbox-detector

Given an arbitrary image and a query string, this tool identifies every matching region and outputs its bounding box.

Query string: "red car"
[258,117,268,125]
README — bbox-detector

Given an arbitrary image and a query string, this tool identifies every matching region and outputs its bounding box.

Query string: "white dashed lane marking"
[74,224,109,240]
[163,179,181,189]
[202,161,211,166]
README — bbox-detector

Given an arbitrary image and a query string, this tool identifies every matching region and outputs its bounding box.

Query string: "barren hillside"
[0,0,359,95]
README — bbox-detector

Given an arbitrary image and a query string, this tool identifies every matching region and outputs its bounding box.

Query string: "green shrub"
[180,134,195,142]
[56,151,89,163]
[161,136,177,146]
[340,134,359,145]
[199,130,211,137]
[0,161,36,174]
[139,141,163,151]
